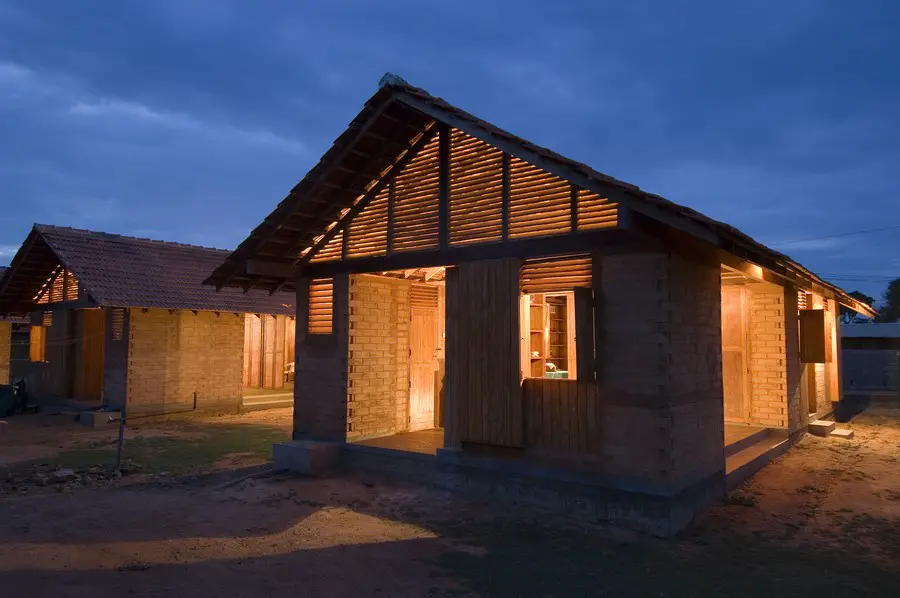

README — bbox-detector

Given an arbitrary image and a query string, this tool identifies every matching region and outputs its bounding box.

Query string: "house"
[0,225,297,415]
[841,323,900,403]
[207,78,874,534]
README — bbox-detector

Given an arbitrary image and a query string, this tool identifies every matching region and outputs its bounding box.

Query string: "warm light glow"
[746,264,764,280]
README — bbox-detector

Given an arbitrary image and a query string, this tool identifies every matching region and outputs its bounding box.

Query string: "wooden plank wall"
[522,378,601,456]
[242,314,288,390]
[446,259,523,447]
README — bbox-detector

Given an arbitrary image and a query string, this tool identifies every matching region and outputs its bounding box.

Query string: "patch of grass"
[724,492,757,507]
[24,423,288,475]
[797,485,827,495]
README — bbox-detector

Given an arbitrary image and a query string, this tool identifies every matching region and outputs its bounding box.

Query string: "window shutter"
[111,308,125,341]
[799,309,826,363]
[308,278,334,335]
[574,287,595,381]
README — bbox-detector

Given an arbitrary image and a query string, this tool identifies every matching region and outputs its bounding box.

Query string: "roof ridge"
[34,223,234,254]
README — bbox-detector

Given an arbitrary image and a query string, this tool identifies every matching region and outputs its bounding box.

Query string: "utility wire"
[770,224,900,246]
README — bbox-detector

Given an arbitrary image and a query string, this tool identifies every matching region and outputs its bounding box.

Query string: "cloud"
[69,98,307,155]
[768,238,846,251]
[0,244,19,260]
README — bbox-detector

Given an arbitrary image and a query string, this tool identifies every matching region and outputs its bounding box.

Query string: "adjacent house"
[841,323,900,404]
[0,225,297,415]
[206,78,874,534]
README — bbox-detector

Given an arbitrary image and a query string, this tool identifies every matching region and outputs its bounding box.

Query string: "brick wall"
[784,287,803,433]
[599,250,723,490]
[665,253,723,485]
[346,274,411,441]
[747,284,788,428]
[0,322,10,385]
[126,309,243,414]
[293,274,350,442]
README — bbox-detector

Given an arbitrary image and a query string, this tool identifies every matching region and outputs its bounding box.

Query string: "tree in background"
[875,279,900,323]
[840,290,876,324]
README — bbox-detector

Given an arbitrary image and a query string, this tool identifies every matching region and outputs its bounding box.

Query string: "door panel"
[721,286,749,421]
[76,309,105,400]
[410,305,440,431]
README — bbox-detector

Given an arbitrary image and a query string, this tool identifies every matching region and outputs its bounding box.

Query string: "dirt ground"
[0,407,899,597]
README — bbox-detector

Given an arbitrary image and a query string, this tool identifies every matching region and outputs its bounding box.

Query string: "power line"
[770,224,900,246]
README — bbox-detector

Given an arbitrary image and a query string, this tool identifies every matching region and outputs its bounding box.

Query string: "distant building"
[841,323,900,393]
[0,225,297,414]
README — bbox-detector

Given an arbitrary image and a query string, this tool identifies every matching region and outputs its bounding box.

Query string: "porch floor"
[354,429,444,456]
[724,423,768,447]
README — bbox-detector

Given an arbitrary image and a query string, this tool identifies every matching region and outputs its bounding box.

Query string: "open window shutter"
[574,287,595,381]
[308,278,334,334]
[799,309,826,363]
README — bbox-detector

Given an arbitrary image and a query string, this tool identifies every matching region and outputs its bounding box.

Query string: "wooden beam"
[301,124,440,266]
[438,123,450,249]
[501,153,510,242]
[570,183,578,233]
[386,181,395,255]
[274,98,399,260]
[301,228,632,278]
[246,259,296,279]
[424,266,444,282]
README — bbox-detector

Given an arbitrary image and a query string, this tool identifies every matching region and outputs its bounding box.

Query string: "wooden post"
[591,249,604,389]
[438,123,450,249]
[386,181,395,255]
[570,184,578,233]
[501,153,510,241]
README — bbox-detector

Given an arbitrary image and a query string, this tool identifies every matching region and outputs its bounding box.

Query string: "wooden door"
[77,309,105,400]
[409,304,440,431]
[721,286,750,421]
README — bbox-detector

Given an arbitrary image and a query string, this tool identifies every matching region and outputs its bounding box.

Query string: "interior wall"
[746,282,789,428]
[346,274,411,441]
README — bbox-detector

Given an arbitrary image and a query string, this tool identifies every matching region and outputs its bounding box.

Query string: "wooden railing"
[522,378,601,456]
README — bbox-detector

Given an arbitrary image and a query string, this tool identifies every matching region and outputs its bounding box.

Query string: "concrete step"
[726,431,790,491]
[725,427,772,458]
[808,420,836,437]
[830,428,854,440]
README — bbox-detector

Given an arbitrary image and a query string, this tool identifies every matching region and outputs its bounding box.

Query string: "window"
[519,255,594,381]
[308,278,334,334]
[522,292,577,379]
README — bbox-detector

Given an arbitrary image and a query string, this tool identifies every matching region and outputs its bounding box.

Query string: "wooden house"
[0,225,297,415]
[206,79,875,534]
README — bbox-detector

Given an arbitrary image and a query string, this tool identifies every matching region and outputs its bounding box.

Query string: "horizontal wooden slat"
[410,283,439,309]
[520,255,592,293]
[308,278,334,334]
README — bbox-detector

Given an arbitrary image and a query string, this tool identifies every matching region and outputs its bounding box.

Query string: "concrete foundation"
[273,440,342,476]
[340,442,724,537]
[78,410,120,428]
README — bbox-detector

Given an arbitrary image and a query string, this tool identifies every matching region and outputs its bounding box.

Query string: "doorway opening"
[241,314,295,409]
[348,268,446,456]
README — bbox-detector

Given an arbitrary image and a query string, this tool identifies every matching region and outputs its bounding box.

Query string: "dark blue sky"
[1,1,898,298]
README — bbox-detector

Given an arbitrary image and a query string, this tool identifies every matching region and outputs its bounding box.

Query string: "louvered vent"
[111,308,125,341]
[49,270,64,302]
[310,229,343,263]
[576,189,617,230]
[508,157,571,239]
[392,134,440,252]
[64,271,79,301]
[41,311,53,327]
[308,278,334,334]
[798,291,811,311]
[449,130,503,245]
[347,185,389,258]
[410,283,439,309]
[520,255,592,294]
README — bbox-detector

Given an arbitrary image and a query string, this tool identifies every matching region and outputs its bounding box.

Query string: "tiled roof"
[0,225,294,315]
